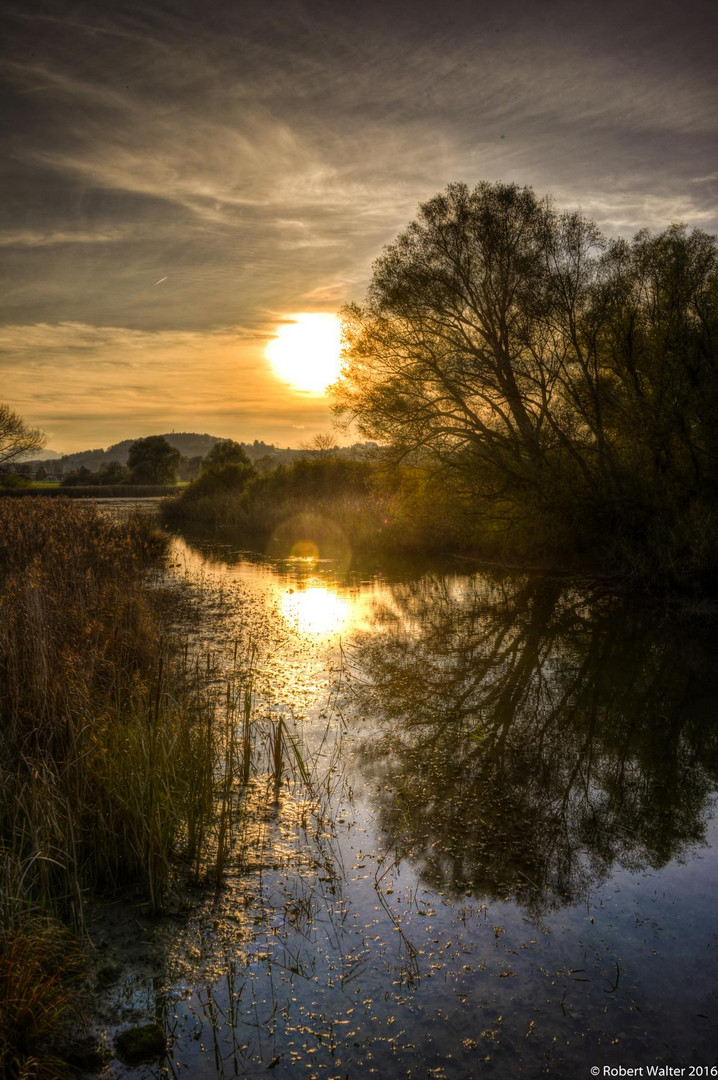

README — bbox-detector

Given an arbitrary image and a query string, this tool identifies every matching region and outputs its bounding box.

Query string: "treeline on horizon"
[167,182,718,590]
[2,436,380,498]
[4,432,376,485]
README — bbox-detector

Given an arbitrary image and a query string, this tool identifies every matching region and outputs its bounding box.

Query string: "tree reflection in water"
[344,575,718,913]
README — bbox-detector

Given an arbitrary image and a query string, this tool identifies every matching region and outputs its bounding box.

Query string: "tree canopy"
[127,436,181,484]
[333,182,718,577]
[0,404,45,466]
[61,461,129,487]
[201,439,251,472]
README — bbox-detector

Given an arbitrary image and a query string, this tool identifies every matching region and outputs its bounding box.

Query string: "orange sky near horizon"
[1,317,345,454]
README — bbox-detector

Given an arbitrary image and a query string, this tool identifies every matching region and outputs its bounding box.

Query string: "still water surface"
[99,516,718,1079]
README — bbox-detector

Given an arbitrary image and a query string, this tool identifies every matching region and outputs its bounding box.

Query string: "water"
[95,520,718,1078]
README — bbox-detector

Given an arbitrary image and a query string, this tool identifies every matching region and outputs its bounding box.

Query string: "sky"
[1,0,716,453]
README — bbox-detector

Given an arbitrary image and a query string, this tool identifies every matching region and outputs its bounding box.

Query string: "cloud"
[0,226,134,248]
[302,281,353,303]
[7,1,715,240]
[550,187,718,235]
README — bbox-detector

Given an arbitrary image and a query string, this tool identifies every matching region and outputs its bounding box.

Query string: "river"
[94,510,718,1079]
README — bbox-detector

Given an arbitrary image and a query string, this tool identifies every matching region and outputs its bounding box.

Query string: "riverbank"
[0,498,269,1075]
[161,455,718,595]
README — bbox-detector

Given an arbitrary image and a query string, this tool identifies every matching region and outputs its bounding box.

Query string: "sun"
[266,313,342,394]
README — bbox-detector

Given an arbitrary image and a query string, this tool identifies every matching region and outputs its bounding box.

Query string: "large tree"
[0,404,46,466]
[333,183,604,491]
[333,182,718,559]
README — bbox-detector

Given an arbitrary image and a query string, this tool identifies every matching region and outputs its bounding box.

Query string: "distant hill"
[57,433,228,473]
[49,433,299,474]
[15,433,377,476]
[129,432,222,459]
[19,448,63,462]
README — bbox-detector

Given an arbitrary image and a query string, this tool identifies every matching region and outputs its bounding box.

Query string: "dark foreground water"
[93,522,718,1079]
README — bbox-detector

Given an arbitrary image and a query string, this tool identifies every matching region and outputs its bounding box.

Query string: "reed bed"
[0,498,293,1075]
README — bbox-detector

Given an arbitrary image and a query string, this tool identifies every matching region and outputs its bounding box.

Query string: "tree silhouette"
[334,183,718,578]
[201,439,251,472]
[345,574,718,912]
[0,403,45,466]
[127,436,181,484]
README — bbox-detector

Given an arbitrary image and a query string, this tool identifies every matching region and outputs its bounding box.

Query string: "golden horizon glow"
[266,313,342,395]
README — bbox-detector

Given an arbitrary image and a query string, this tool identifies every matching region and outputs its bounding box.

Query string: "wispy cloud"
[7,3,715,233]
[0,226,135,248]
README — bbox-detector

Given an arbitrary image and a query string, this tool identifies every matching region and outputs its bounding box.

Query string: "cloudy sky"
[2,0,716,452]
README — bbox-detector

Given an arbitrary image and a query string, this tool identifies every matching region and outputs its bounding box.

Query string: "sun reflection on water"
[279,582,352,636]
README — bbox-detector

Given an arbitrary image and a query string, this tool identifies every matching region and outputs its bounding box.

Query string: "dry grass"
[0,918,85,1080]
[0,499,265,1071]
[0,498,323,1072]
[0,500,171,916]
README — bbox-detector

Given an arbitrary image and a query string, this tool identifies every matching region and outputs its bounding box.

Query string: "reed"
[0,498,327,1071]
[0,499,264,1069]
[0,917,86,1080]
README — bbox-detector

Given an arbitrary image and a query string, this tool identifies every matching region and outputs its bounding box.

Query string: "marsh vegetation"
[0,500,317,1076]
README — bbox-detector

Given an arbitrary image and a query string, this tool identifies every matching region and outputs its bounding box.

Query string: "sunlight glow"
[280,584,351,636]
[266,313,342,394]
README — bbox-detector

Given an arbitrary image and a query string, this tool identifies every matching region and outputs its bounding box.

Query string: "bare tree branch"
[0,404,46,466]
